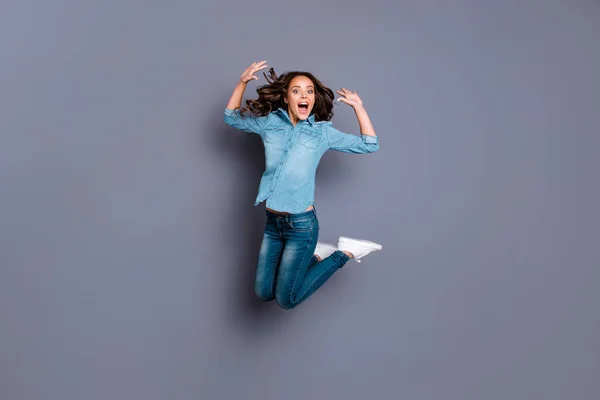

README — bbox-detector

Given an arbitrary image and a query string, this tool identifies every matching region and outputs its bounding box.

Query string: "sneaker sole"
[338,237,382,251]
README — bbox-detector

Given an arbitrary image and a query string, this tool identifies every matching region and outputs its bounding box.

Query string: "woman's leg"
[285,251,350,307]
[307,255,319,269]
[255,214,284,302]
[274,210,350,309]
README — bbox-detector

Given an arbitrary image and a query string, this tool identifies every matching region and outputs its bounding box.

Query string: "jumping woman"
[224,60,382,309]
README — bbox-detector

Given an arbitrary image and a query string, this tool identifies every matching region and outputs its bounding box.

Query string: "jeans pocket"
[289,217,313,232]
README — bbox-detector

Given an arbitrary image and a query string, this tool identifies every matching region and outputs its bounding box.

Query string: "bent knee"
[255,286,275,302]
[275,294,297,310]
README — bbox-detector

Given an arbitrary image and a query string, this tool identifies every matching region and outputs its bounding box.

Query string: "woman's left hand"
[336,88,363,108]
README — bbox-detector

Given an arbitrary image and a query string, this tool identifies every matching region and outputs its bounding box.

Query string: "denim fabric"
[255,207,350,309]
[224,107,379,213]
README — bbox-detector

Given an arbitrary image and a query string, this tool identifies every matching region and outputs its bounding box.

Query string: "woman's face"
[284,75,315,124]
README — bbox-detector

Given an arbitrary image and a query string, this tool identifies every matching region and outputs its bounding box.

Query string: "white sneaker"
[337,236,382,263]
[314,242,338,260]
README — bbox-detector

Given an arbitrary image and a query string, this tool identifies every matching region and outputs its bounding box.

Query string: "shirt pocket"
[263,126,287,144]
[297,127,323,150]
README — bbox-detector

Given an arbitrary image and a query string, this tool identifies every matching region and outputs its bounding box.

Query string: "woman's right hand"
[240,61,268,84]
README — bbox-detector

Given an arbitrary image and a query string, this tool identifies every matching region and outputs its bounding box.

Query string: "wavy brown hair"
[239,68,335,121]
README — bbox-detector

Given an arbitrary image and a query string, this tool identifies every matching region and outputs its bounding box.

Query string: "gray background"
[1,0,599,399]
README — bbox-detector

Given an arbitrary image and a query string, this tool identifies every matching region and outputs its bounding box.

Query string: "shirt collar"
[275,108,315,126]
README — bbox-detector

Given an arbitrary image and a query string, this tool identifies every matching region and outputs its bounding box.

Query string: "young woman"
[224,60,382,309]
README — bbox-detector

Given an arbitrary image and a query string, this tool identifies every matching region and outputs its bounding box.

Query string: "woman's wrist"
[353,104,366,112]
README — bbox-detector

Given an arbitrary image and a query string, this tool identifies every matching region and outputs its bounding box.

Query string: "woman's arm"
[226,61,268,110]
[223,61,270,135]
[324,88,379,153]
[336,88,376,137]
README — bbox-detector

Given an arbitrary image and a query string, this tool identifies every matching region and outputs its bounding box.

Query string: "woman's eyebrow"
[291,85,314,89]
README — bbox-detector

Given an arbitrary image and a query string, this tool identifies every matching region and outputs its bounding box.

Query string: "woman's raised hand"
[240,61,269,84]
[336,88,364,108]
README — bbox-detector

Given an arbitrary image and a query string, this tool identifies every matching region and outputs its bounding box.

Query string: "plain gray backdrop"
[1,0,599,399]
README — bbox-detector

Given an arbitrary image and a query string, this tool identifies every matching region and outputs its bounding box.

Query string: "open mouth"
[298,102,309,114]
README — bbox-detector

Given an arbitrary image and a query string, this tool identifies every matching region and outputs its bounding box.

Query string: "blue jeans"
[255,207,350,309]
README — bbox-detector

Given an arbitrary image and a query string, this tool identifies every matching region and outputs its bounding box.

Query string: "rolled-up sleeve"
[223,108,269,137]
[324,122,379,154]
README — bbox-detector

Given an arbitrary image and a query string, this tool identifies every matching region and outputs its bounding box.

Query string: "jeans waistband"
[266,207,317,221]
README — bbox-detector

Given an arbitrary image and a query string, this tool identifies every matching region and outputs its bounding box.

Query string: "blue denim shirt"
[224,107,379,213]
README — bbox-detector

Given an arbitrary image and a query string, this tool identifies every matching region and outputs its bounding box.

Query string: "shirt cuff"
[361,134,378,144]
[224,108,238,116]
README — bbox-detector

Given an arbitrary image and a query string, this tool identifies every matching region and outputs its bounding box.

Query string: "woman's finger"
[249,61,266,70]
[252,63,268,72]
